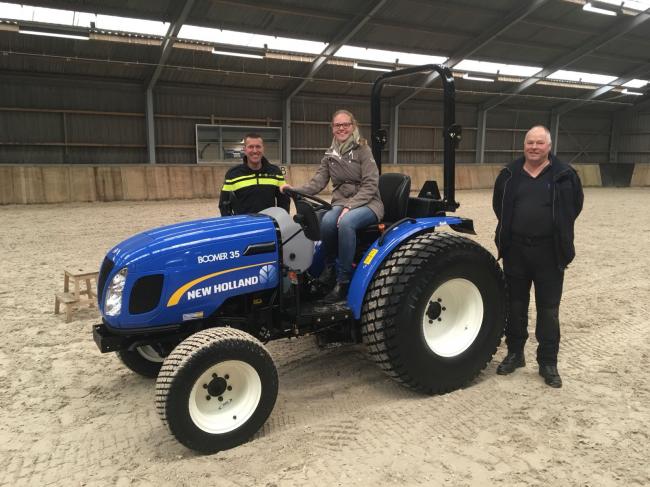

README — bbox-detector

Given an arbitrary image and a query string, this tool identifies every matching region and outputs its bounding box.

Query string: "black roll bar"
[370,64,461,212]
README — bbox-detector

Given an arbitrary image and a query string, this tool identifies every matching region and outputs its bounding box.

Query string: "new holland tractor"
[92,65,506,454]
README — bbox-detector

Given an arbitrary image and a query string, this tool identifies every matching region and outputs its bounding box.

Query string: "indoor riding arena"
[1,1,649,486]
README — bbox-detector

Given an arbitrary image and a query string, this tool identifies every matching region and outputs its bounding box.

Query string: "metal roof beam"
[554,64,650,115]
[213,0,503,23]
[146,0,195,92]
[207,0,501,51]
[395,0,549,108]
[284,0,389,100]
[480,9,650,112]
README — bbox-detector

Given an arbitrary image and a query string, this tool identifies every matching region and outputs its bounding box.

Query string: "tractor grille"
[129,274,164,315]
[97,257,114,300]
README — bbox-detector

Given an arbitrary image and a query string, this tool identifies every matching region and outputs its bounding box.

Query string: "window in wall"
[196,125,281,164]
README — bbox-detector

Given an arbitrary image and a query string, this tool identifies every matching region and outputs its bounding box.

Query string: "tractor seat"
[378,172,411,225]
[357,172,411,244]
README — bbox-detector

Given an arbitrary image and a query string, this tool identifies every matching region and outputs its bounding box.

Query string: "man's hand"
[337,207,350,226]
[279,183,292,194]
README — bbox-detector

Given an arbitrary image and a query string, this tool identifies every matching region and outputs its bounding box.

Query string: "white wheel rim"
[421,278,484,357]
[137,345,164,363]
[189,360,262,434]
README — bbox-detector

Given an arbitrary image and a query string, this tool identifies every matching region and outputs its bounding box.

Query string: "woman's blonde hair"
[332,109,367,145]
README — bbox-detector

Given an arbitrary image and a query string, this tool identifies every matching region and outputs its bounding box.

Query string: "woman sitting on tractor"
[281,109,384,303]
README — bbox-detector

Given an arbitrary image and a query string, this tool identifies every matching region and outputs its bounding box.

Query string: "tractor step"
[290,301,353,328]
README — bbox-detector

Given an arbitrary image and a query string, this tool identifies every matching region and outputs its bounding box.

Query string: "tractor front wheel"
[117,345,165,378]
[155,328,278,454]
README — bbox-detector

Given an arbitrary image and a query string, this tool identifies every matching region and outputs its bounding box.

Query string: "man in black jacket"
[493,125,583,388]
[218,133,290,215]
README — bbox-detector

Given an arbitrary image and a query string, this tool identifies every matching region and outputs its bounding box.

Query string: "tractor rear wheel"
[155,328,278,454]
[361,232,505,394]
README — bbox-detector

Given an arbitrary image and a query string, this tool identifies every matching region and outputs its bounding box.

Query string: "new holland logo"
[258,264,277,285]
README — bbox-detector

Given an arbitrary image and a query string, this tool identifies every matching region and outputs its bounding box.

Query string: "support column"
[145,87,156,164]
[283,98,291,164]
[609,112,621,164]
[550,111,560,154]
[389,102,399,164]
[475,109,487,164]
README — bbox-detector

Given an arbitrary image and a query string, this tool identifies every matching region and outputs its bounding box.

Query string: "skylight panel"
[0,3,74,23]
[547,69,617,85]
[0,3,24,20]
[178,25,327,55]
[0,3,169,36]
[455,59,542,77]
[622,79,649,88]
[92,15,169,36]
[596,0,650,11]
[334,45,447,66]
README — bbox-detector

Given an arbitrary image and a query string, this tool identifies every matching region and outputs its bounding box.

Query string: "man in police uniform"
[218,133,290,215]
[493,125,583,388]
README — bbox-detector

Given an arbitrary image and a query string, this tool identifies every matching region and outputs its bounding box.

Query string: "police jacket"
[294,142,384,221]
[492,154,583,269]
[218,157,290,215]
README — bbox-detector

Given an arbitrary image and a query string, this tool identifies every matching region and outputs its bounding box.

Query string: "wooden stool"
[55,269,99,322]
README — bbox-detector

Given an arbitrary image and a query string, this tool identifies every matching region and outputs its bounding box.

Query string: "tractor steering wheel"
[284,188,332,212]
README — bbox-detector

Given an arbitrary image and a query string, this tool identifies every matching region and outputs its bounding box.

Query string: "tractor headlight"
[104,267,128,316]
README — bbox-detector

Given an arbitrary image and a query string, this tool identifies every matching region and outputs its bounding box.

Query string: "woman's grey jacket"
[295,142,384,221]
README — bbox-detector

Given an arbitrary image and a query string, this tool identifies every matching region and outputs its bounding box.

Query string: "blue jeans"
[320,205,378,282]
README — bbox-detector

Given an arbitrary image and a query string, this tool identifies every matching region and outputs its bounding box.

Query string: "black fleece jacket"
[492,154,584,269]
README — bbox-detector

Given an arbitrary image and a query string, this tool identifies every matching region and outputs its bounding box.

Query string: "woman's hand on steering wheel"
[281,186,332,212]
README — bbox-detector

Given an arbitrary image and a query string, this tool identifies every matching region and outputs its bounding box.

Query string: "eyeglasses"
[332,122,353,129]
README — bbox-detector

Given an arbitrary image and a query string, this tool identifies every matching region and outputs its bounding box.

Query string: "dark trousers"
[503,239,564,366]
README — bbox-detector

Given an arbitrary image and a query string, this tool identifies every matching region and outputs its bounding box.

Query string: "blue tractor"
[92,65,506,454]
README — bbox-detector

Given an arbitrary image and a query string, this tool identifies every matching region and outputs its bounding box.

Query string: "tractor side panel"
[101,216,281,329]
[347,217,463,319]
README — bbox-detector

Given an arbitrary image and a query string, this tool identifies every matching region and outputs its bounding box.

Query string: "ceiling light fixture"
[353,62,391,72]
[19,29,89,40]
[462,73,495,83]
[621,88,644,95]
[212,49,263,59]
[582,2,618,15]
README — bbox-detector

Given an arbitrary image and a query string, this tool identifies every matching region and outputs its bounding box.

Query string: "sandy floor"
[0,188,648,487]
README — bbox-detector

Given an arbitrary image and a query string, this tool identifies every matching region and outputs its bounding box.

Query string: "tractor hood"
[106,214,275,272]
[98,214,281,329]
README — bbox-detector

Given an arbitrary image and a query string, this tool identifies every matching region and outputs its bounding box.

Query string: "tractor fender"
[347,216,468,319]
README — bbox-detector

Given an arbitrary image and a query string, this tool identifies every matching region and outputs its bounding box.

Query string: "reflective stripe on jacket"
[218,157,290,215]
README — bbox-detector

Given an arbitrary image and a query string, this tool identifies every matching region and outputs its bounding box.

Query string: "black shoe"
[322,281,349,304]
[318,265,336,287]
[539,365,562,388]
[496,352,525,375]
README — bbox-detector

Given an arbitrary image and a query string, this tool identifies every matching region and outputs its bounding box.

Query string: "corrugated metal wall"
[619,112,650,164]
[0,74,647,165]
[0,75,146,163]
[559,114,612,165]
